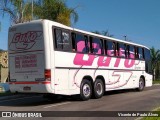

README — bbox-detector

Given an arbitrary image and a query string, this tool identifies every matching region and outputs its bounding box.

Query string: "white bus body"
[8,19,152,100]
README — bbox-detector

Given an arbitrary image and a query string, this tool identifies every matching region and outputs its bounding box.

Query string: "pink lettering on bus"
[97,56,111,67]
[9,31,42,51]
[73,54,95,66]
[73,53,135,68]
[114,58,121,67]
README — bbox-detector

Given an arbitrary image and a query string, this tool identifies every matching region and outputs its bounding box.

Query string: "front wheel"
[137,77,145,91]
[80,80,92,101]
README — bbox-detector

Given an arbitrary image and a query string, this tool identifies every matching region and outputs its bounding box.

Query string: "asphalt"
[0,94,26,101]
[0,85,160,120]
[0,84,159,101]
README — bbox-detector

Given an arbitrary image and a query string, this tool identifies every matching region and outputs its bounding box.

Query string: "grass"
[140,108,160,120]
[0,91,13,96]
[153,80,160,84]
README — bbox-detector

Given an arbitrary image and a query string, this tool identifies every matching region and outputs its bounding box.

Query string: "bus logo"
[9,31,42,51]
[73,53,135,68]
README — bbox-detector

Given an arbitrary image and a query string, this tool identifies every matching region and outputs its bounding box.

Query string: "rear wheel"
[137,77,145,91]
[80,80,92,101]
[93,79,104,99]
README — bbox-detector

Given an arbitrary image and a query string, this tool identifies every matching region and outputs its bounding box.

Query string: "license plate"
[23,86,31,91]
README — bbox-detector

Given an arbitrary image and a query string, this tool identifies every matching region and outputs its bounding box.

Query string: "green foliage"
[0,0,78,26]
[141,117,160,120]
[34,0,78,26]
[0,91,12,95]
[153,80,160,84]
[150,47,160,70]
[140,108,160,120]
[150,47,160,80]
[0,0,32,24]
[0,50,3,63]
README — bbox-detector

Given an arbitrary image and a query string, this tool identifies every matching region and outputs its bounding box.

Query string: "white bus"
[8,19,152,100]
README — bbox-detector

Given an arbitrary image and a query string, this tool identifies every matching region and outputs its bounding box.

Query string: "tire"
[93,79,104,99]
[80,80,92,101]
[137,77,145,91]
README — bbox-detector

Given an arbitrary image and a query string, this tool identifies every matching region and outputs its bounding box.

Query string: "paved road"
[0,85,160,120]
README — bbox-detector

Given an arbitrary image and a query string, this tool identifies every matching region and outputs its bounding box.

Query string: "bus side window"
[129,45,135,59]
[142,48,145,59]
[138,47,144,60]
[125,45,129,58]
[75,33,89,53]
[90,37,103,55]
[135,47,139,59]
[54,28,71,51]
[116,43,119,56]
[107,41,116,56]
[119,43,125,58]
[62,31,70,51]
[55,29,63,49]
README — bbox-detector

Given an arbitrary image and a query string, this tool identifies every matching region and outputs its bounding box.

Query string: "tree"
[155,61,160,80]
[34,0,78,26]
[92,30,114,37]
[0,0,78,26]
[0,0,32,24]
[150,47,160,80]
[102,30,114,37]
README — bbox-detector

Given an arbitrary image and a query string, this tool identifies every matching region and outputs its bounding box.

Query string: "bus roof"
[11,19,150,50]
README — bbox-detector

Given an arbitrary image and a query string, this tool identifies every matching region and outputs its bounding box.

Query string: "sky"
[0,0,160,50]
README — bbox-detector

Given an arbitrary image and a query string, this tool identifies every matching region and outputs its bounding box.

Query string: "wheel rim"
[96,82,103,95]
[139,79,144,90]
[83,84,91,97]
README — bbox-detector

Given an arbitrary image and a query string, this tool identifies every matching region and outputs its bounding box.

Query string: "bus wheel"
[80,80,92,101]
[93,79,104,99]
[137,77,145,91]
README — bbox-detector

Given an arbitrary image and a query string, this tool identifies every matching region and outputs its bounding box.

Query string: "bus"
[8,19,152,100]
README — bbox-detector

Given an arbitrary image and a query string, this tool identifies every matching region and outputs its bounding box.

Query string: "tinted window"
[72,33,89,53]
[135,47,139,59]
[138,47,144,59]
[107,41,116,56]
[116,43,119,56]
[62,31,70,50]
[125,45,130,58]
[129,45,135,59]
[91,37,103,54]
[54,28,71,51]
[119,43,125,57]
[55,29,62,49]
